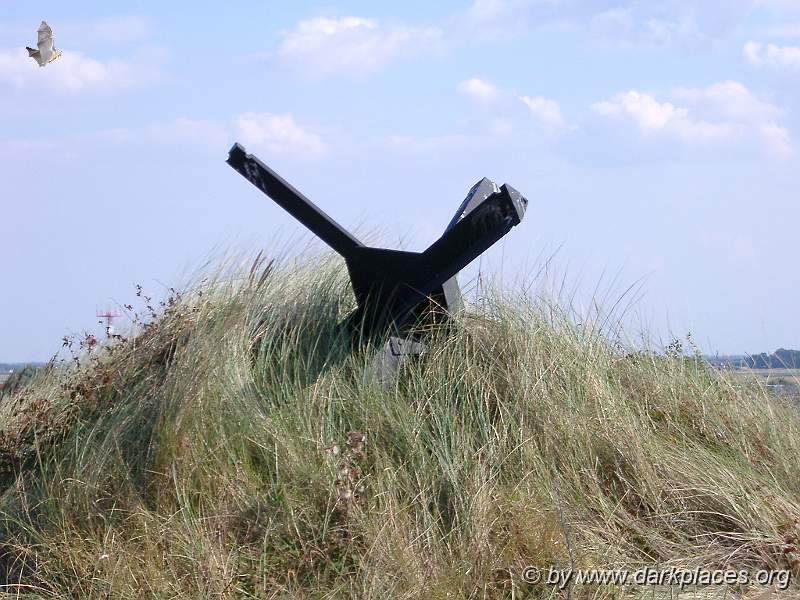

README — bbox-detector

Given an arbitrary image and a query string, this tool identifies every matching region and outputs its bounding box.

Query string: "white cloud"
[276,16,443,76]
[592,82,792,156]
[0,47,166,93]
[744,40,800,68]
[519,95,571,130]
[676,81,791,156]
[592,91,695,134]
[672,81,779,121]
[456,78,573,136]
[234,113,327,157]
[458,78,500,103]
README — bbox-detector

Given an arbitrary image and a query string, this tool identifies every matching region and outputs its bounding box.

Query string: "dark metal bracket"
[226,143,528,383]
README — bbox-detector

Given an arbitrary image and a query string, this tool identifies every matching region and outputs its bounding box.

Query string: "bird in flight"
[26,21,62,67]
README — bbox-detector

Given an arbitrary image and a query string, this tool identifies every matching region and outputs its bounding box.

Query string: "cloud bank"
[744,41,800,68]
[592,81,792,156]
[276,16,443,76]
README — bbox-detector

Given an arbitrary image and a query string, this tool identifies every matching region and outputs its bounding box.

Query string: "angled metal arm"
[420,184,528,286]
[227,143,364,256]
[446,177,498,231]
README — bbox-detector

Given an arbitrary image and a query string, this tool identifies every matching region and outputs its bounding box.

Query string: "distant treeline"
[744,348,800,369]
[705,349,800,369]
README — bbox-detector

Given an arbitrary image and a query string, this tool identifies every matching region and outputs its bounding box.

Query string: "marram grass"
[0,254,799,599]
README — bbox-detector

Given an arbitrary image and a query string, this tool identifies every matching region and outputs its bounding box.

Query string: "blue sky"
[1,0,799,361]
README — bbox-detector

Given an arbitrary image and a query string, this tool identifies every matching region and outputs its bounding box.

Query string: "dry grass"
[0,253,799,599]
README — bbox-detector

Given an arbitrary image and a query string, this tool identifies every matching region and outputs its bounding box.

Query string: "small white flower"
[324,444,340,456]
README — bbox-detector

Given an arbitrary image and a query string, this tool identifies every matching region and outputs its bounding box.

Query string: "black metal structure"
[226,143,528,382]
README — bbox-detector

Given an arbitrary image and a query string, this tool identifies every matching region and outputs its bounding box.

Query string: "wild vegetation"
[0,365,43,399]
[0,253,799,599]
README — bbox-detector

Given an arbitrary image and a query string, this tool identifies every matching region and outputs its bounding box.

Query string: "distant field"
[721,368,800,398]
[0,372,9,386]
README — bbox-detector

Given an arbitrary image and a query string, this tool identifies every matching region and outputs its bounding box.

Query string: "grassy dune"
[0,255,799,599]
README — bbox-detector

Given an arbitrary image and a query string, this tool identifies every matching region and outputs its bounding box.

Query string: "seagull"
[26,21,61,67]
